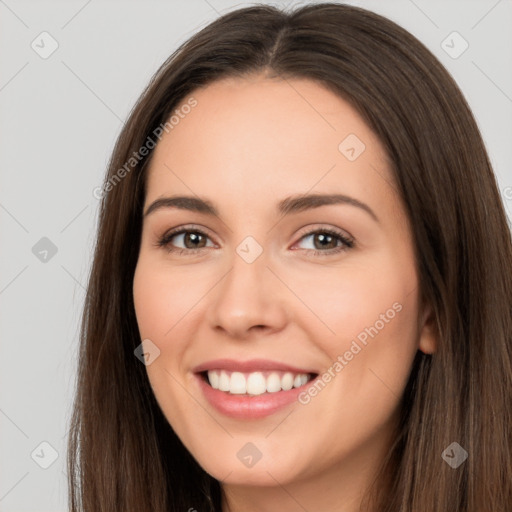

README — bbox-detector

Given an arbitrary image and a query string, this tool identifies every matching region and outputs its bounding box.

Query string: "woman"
[67,3,512,511]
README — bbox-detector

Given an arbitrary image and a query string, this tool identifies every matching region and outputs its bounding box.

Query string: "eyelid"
[156,223,355,254]
[160,223,215,236]
[293,224,354,245]
[156,223,218,247]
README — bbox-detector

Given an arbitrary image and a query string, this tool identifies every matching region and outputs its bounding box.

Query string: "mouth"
[199,369,317,396]
[192,359,319,419]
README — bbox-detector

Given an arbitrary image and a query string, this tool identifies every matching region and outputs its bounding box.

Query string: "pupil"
[186,232,204,248]
[316,233,334,249]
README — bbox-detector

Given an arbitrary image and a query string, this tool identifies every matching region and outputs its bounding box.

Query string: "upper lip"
[192,358,318,375]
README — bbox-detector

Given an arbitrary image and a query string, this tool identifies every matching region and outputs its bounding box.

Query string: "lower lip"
[195,373,310,419]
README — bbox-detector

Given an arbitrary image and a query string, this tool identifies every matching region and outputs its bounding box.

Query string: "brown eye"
[180,231,208,249]
[312,232,339,250]
[157,228,214,254]
[294,228,354,256]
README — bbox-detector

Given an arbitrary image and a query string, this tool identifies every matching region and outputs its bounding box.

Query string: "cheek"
[132,258,203,341]
[288,251,418,351]
[132,258,192,399]
[294,249,420,403]
[289,273,419,472]
[132,259,204,432]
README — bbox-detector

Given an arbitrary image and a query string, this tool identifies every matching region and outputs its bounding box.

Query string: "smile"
[205,370,313,395]
[192,359,319,419]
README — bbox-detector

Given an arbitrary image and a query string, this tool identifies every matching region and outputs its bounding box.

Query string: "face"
[133,74,436,492]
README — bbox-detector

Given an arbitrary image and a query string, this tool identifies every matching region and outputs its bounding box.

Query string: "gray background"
[1,0,511,510]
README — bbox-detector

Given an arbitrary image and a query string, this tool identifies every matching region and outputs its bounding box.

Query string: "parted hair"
[67,3,512,511]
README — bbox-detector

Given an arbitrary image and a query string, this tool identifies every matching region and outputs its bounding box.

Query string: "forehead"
[144,75,401,222]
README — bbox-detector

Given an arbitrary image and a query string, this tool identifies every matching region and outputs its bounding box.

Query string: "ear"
[418,302,437,355]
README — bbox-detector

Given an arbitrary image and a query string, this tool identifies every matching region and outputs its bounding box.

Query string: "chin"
[182,435,307,487]
[202,458,301,487]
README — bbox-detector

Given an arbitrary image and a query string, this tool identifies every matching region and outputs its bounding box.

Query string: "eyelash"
[155,224,354,257]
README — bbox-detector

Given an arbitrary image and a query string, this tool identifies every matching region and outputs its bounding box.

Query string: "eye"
[156,225,215,255]
[155,225,354,257]
[292,228,354,256]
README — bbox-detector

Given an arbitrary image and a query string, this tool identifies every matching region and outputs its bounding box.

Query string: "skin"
[133,73,437,512]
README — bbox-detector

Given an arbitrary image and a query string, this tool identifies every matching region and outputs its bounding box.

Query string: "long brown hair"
[67,3,512,510]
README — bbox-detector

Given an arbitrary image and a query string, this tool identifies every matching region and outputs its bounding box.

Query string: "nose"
[207,246,289,340]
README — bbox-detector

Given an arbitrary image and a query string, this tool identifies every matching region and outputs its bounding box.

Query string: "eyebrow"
[143,193,379,223]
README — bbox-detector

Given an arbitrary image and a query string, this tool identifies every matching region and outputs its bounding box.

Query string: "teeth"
[230,372,246,394]
[266,372,281,393]
[281,372,294,391]
[218,371,230,391]
[247,372,267,395]
[206,370,312,396]
[208,370,220,389]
